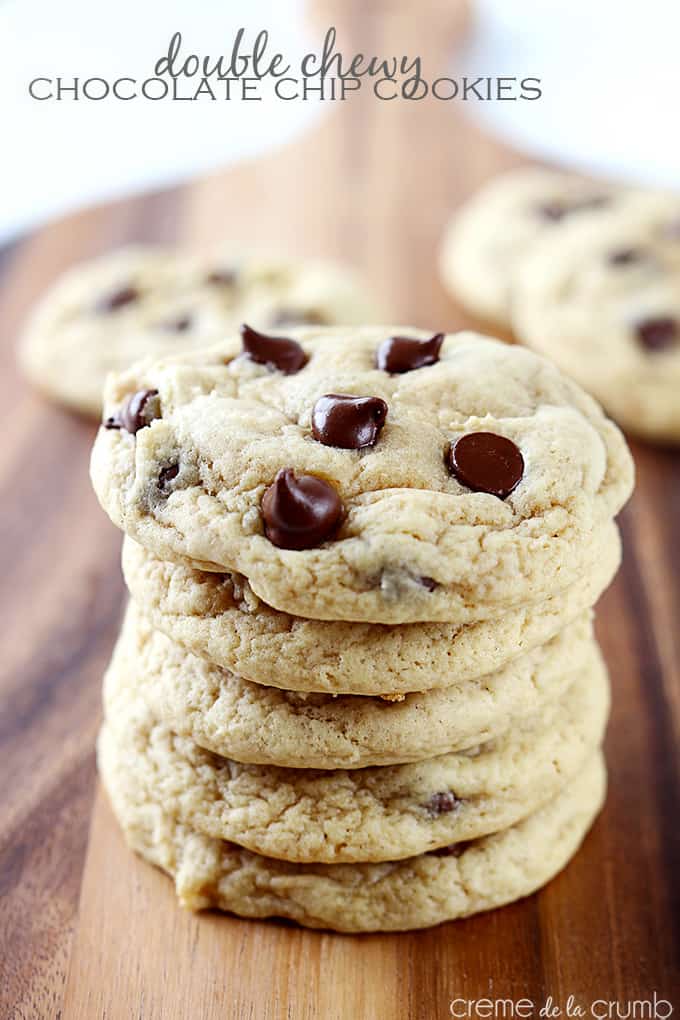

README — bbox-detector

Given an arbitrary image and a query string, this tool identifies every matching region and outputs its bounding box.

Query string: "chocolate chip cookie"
[439,168,625,327]
[512,192,680,442]
[100,656,608,863]
[90,328,633,624]
[99,743,606,932]
[20,246,377,416]
[106,604,600,769]
[121,523,620,694]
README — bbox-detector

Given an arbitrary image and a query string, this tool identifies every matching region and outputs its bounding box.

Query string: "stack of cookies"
[439,168,680,443]
[90,325,633,932]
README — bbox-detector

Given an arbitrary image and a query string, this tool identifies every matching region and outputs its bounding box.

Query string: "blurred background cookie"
[19,246,379,417]
[512,191,680,442]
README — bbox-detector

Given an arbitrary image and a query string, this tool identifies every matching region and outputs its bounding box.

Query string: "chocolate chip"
[158,463,180,490]
[418,576,438,592]
[240,323,308,374]
[429,840,475,858]
[206,269,237,287]
[537,201,567,222]
[635,316,678,351]
[104,389,160,434]
[446,432,524,499]
[608,248,642,266]
[96,284,140,313]
[426,791,459,816]
[154,313,192,333]
[538,194,610,222]
[261,468,343,549]
[270,308,328,327]
[311,394,388,449]
[376,333,444,373]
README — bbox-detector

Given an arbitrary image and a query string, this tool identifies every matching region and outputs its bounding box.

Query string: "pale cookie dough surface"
[122,524,619,694]
[106,604,599,769]
[100,661,608,863]
[439,168,625,328]
[100,747,606,932]
[19,246,377,417]
[512,193,680,442]
[91,328,633,624]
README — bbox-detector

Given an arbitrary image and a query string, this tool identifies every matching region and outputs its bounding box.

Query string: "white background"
[1,0,678,242]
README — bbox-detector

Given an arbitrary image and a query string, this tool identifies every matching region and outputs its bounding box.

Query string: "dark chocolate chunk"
[446,432,524,499]
[104,389,160,434]
[261,468,343,550]
[426,791,459,816]
[376,333,444,373]
[96,284,140,313]
[311,394,388,449]
[635,316,678,351]
[240,323,308,374]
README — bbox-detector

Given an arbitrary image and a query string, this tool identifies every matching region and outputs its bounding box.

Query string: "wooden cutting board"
[1,5,678,1018]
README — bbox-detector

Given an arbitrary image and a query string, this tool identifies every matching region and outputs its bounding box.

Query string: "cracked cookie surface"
[20,246,376,416]
[100,658,608,863]
[106,603,600,769]
[91,328,633,623]
[99,746,606,932]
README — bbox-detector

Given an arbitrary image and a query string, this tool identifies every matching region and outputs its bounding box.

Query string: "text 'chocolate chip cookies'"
[91,325,633,931]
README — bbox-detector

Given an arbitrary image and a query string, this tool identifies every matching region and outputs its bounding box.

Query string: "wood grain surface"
[1,5,678,1018]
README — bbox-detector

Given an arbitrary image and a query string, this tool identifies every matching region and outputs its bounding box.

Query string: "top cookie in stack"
[91,326,632,629]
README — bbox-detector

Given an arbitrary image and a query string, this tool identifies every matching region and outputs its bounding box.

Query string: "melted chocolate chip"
[376,333,444,373]
[418,576,438,592]
[635,316,678,351]
[206,269,237,287]
[270,308,328,327]
[104,389,160,434]
[426,792,459,816]
[240,323,308,374]
[261,468,343,550]
[97,284,140,313]
[158,463,180,490]
[447,432,524,499]
[608,248,642,266]
[311,394,388,449]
